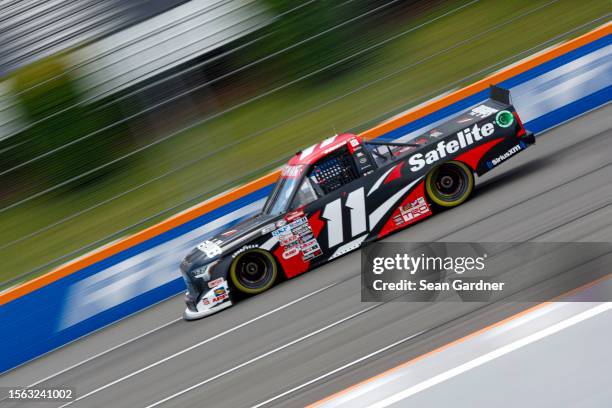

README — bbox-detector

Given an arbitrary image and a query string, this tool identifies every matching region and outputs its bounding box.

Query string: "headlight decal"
[191,260,218,280]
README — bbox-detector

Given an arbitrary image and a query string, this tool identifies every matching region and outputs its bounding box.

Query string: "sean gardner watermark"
[361,242,612,303]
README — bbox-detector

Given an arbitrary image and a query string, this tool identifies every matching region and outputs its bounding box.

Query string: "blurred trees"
[0,56,133,201]
[255,0,374,85]
[0,0,401,204]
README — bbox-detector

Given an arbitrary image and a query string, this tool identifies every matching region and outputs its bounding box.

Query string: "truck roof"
[287,133,360,166]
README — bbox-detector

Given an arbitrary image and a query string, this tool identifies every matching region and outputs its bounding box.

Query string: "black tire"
[229,249,278,294]
[425,161,474,208]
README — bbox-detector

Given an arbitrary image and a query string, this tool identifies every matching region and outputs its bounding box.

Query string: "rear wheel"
[229,249,278,294]
[425,161,474,208]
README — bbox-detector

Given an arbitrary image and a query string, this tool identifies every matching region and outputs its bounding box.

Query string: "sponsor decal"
[377,182,432,238]
[272,225,290,237]
[232,244,259,258]
[304,250,322,261]
[275,224,292,235]
[303,251,322,261]
[208,278,225,288]
[320,135,337,147]
[279,233,298,246]
[221,229,238,237]
[197,240,222,258]
[351,138,375,175]
[274,216,322,262]
[429,129,443,138]
[202,282,230,307]
[281,234,298,244]
[301,239,320,252]
[323,141,347,155]
[293,218,322,260]
[192,264,212,279]
[301,241,322,260]
[285,210,305,222]
[495,110,514,128]
[281,165,305,178]
[299,232,314,242]
[212,292,229,303]
[290,217,308,226]
[393,196,431,226]
[282,246,300,259]
[469,104,498,118]
[408,121,496,172]
[486,142,525,169]
[261,223,276,234]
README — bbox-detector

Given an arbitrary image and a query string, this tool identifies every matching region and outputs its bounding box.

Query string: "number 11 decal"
[346,188,366,236]
[322,187,367,248]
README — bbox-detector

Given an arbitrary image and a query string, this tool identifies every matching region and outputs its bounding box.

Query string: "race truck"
[181,85,535,319]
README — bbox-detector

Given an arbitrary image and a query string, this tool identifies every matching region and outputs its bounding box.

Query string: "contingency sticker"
[273,216,322,261]
[393,196,431,227]
[201,279,229,307]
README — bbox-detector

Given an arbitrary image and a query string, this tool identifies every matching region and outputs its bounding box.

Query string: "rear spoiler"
[489,85,511,105]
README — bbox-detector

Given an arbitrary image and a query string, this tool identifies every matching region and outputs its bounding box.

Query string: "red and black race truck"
[181,85,535,319]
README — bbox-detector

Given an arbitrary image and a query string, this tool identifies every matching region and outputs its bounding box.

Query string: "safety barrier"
[0,23,609,373]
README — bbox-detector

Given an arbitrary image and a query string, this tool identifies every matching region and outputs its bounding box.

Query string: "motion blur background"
[0,0,608,288]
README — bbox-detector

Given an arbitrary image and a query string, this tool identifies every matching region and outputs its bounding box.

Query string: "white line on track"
[250,330,425,408]
[26,317,182,388]
[367,302,612,408]
[144,305,379,408]
[57,282,337,407]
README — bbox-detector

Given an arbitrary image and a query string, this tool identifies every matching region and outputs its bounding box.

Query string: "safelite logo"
[408,121,496,171]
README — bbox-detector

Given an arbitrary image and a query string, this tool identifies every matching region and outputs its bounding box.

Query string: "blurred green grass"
[0,0,608,287]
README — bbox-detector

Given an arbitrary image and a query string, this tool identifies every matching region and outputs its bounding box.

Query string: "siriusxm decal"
[486,141,526,169]
[408,122,497,171]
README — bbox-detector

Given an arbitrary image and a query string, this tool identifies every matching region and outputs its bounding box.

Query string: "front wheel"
[229,249,278,295]
[425,161,474,208]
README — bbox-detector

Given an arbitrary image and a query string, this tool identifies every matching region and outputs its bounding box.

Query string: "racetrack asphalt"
[1,104,611,408]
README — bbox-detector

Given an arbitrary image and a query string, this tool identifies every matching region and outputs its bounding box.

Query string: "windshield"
[263,165,305,215]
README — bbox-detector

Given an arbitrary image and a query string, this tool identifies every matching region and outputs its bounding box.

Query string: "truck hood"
[184,212,278,268]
